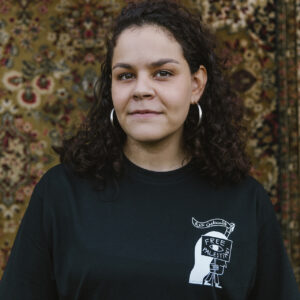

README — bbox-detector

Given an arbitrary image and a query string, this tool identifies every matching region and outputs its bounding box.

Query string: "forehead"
[112,25,185,64]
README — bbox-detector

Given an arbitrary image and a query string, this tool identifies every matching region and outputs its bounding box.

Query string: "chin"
[127,131,168,144]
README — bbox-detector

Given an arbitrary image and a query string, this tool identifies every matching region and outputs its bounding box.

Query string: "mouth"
[129,109,162,120]
[129,110,162,115]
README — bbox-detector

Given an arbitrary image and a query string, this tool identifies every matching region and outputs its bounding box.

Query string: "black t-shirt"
[0,158,299,300]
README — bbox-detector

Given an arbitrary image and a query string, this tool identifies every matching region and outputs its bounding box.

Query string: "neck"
[123,136,190,172]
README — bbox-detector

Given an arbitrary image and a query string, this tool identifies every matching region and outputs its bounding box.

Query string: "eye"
[209,244,224,252]
[117,72,134,80]
[155,70,173,78]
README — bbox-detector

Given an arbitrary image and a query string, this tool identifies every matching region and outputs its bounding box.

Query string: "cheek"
[163,87,192,114]
[111,82,119,104]
[111,84,127,112]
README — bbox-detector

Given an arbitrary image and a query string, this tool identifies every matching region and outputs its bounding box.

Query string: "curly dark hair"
[53,0,251,188]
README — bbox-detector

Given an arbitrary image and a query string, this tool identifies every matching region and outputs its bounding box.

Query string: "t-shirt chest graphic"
[189,218,235,288]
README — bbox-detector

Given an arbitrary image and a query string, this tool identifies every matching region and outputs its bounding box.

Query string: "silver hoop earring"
[196,103,202,127]
[110,108,115,127]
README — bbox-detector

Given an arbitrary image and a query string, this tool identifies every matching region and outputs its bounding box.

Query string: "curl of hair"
[53,0,251,189]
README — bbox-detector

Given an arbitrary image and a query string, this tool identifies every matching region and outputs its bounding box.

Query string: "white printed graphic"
[189,218,235,288]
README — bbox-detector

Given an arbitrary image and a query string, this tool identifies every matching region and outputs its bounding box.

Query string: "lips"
[129,110,162,115]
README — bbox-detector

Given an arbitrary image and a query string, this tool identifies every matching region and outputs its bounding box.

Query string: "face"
[111,25,206,147]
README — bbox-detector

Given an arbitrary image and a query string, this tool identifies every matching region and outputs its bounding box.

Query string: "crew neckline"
[123,154,195,184]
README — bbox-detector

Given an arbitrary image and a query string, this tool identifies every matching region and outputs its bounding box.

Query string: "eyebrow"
[112,58,180,70]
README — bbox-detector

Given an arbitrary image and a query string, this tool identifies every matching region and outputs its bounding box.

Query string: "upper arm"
[248,185,300,299]
[0,180,58,300]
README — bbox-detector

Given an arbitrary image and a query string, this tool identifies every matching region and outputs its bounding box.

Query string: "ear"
[190,65,207,104]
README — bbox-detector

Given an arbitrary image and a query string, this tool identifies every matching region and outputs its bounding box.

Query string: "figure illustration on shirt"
[189,218,235,288]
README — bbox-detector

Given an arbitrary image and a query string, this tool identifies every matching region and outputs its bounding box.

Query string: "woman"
[0,0,299,299]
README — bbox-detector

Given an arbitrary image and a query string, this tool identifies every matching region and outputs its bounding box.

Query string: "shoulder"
[240,175,276,223]
[35,163,90,195]
[205,174,269,200]
[216,175,273,215]
[41,163,74,179]
[40,163,67,178]
[37,163,70,187]
[239,175,271,204]
[230,174,269,200]
[237,174,266,191]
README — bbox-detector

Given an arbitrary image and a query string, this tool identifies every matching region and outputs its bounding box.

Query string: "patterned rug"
[0,0,299,284]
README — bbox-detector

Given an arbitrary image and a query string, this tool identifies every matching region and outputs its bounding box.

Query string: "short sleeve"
[0,177,58,300]
[249,184,300,299]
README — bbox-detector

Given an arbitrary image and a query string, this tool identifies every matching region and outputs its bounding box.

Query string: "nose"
[132,74,154,100]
